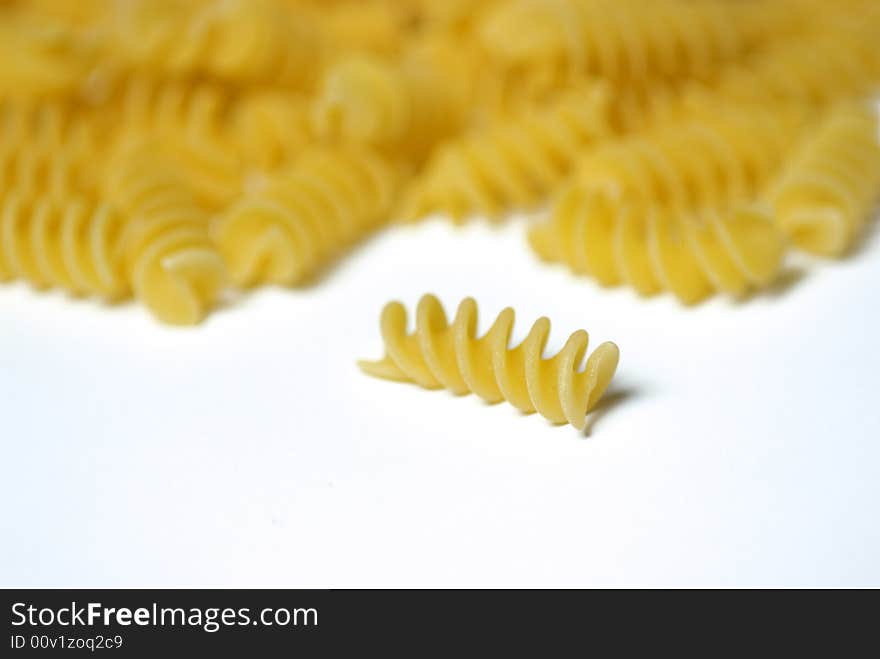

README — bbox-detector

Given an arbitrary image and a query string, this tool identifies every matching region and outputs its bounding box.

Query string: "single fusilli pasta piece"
[102,142,226,325]
[400,84,610,222]
[213,147,400,287]
[771,104,880,257]
[359,294,620,430]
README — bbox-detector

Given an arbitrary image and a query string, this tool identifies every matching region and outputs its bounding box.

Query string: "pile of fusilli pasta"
[1,0,879,324]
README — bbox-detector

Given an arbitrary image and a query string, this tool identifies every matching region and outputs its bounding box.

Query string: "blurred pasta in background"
[0,0,879,324]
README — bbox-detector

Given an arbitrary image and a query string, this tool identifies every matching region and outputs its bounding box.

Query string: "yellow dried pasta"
[400,84,611,222]
[313,56,416,146]
[0,148,77,202]
[308,0,409,57]
[573,109,805,213]
[359,294,619,430]
[0,108,95,200]
[617,4,880,131]
[2,0,879,327]
[771,104,880,256]
[0,100,118,294]
[312,42,471,162]
[102,141,226,325]
[4,0,112,26]
[214,147,400,287]
[528,109,799,302]
[231,90,314,174]
[0,192,126,298]
[685,35,880,115]
[531,192,786,304]
[391,0,500,35]
[109,77,242,208]
[0,8,99,97]
[109,0,323,88]
[478,0,765,88]
[93,76,232,140]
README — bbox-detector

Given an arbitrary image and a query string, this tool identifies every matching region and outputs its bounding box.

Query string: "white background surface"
[1,215,879,587]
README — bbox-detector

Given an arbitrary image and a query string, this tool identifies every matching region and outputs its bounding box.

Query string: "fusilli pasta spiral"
[307,0,408,56]
[570,109,804,214]
[313,41,471,161]
[359,294,620,430]
[231,90,313,173]
[529,110,797,302]
[1,99,98,196]
[478,0,765,87]
[0,191,126,298]
[95,77,243,209]
[214,147,400,287]
[530,192,786,303]
[400,85,610,222]
[771,103,880,256]
[102,142,226,325]
[5,0,111,26]
[0,8,99,96]
[684,34,880,116]
[110,0,323,88]
[389,0,500,35]
[2,0,878,326]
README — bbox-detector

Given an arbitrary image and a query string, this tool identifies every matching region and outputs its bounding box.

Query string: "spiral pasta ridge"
[109,0,322,88]
[2,0,879,327]
[0,143,82,203]
[0,8,100,96]
[5,0,112,27]
[231,91,314,173]
[313,56,413,146]
[359,294,620,430]
[214,147,400,287]
[531,191,786,303]
[103,143,226,325]
[94,77,244,209]
[312,44,470,160]
[400,85,611,222]
[305,0,409,57]
[568,109,805,216]
[1,100,99,195]
[478,0,766,87]
[686,35,880,116]
[98,76,232,140]
[529,111,795,302]
[388,0,501,35]
[0,191,126,298]
[771,104,880,256]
